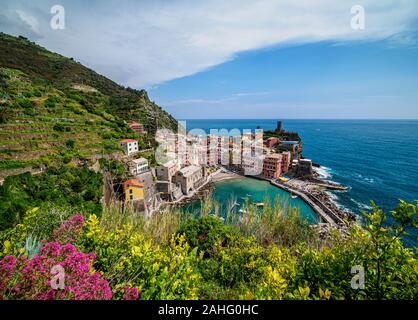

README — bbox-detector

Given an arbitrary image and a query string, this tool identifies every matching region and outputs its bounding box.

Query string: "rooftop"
[120,139,137,143]
[300,159,312,163]
[265,153,283,159]
[123,179,144,189]
[128,121,142,125]
[280,141,299,145]
[161,160,178,168]
[178,165,201,177]
[131,157,148,164]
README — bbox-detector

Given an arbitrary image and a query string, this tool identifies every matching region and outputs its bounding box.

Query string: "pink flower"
[51,215,85,245]
[0,242,111,300]
[123,287,139,300]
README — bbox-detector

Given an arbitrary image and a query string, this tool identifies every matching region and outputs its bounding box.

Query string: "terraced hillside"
[0,33,178,178]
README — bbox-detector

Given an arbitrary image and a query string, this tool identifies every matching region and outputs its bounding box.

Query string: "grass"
[99,195,319,250]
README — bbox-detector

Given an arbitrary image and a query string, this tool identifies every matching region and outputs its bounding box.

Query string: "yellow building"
[123,179,144,202]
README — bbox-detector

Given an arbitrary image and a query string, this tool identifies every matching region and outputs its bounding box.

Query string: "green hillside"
[0,33,177,178]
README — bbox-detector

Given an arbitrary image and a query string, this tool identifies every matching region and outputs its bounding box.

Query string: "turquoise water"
[217,178,319,223]
[182,177,319,224]
[183,119,418,245]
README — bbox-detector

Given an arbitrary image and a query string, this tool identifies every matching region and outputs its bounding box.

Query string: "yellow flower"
[3,240,12,254]
[131,246,141,257]
[298,286,310,298]
[319,288,332,300]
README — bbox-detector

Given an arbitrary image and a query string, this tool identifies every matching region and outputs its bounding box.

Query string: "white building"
[120,139,138,156]
[129,157,149,175]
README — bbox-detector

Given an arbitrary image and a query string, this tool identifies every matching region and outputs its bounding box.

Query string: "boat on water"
[255,202,264,207]
[291,195,298,199]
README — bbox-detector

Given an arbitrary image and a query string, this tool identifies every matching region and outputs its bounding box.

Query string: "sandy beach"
[210,170,243,183]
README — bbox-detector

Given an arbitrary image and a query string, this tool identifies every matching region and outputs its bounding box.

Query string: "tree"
[65,139,75,149]
[362,200,418,299]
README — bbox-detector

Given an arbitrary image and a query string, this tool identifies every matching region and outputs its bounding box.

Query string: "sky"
[1,0,418,119]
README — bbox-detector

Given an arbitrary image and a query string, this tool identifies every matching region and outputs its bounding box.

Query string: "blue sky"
[1,0,418,119]
[150,40,418,119]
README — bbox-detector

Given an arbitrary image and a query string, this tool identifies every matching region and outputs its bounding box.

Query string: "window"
[130,195,133,200]
[129,189,133,194]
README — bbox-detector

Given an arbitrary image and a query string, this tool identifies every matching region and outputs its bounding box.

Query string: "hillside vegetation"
[0,33,177,177]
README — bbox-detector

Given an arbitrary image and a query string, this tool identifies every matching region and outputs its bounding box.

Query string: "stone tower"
[276,121,283,132]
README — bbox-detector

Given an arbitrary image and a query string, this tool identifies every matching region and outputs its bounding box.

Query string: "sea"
[182,119,418,245]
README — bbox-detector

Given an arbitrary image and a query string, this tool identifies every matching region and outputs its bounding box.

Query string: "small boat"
[291,195,298,199]
[255,202,264,207]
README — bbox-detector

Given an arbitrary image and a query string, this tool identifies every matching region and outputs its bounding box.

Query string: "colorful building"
[262,153,283,179]
[264,137,279,149]
[281,151,291,174]
[123,179,144,202]
[127,121,146,135]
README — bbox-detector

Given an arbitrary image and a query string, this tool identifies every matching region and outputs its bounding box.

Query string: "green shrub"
[65,139,75,149]
[0,166,103,230]
[178,216,239,258]
[0,105,10,123]
[32,89,42,97]
[17,98,33,108]
[53,123,64,132]
[62,153,73,164]
[78,215,200,299]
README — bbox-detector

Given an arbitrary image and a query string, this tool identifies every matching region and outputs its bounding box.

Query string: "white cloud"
[1,0,417,87]
[232,92,271,97]
[166,91,272,106]
[15,10,40,35]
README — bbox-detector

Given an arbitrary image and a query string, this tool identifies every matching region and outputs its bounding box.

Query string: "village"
[110,120,352,227]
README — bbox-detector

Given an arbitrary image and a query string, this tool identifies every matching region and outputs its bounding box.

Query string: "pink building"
[263,154,283,179]
[281,151,291,174]
[264,137,279,149]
